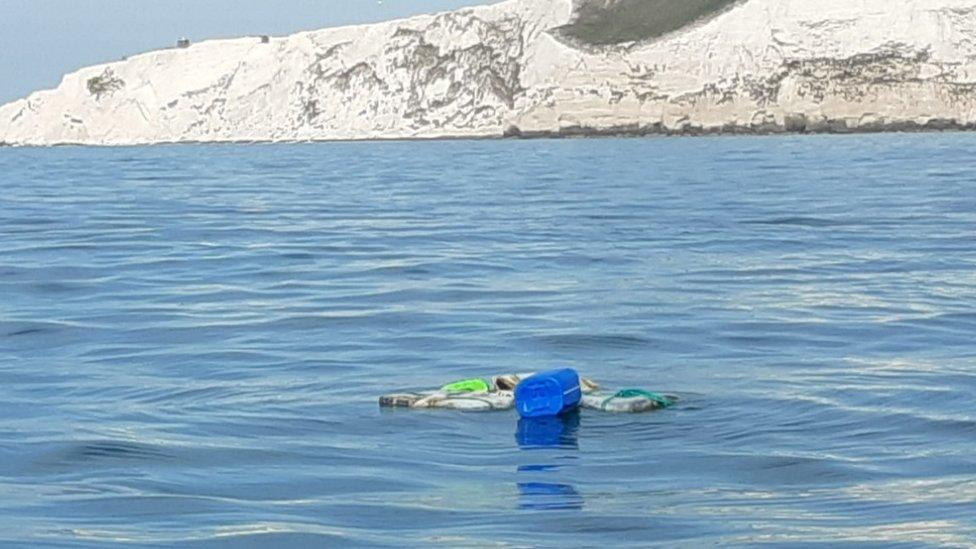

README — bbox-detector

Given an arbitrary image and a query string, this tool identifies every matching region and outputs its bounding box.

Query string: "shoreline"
[4,119,976,148]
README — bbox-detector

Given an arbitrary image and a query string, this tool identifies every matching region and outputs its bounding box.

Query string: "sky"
[0,0,488,105]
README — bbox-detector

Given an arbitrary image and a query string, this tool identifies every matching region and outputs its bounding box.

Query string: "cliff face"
[3,0,976,145]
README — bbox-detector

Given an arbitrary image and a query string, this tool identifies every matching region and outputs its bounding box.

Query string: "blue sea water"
[1,134,975,547]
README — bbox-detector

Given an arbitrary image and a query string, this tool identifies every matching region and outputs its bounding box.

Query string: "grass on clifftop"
[561,0,741,45]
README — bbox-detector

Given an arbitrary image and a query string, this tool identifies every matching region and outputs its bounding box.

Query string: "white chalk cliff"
[3,0,976,145]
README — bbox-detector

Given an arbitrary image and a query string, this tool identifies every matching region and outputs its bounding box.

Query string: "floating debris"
[380,371,675,413]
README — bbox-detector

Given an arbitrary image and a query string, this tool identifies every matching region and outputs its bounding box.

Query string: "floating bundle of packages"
[380,369,675,415]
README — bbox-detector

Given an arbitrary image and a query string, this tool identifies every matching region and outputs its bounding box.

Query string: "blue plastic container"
[514,369,582,418]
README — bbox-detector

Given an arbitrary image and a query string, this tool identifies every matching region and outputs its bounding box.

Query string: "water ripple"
[1,135,975,545]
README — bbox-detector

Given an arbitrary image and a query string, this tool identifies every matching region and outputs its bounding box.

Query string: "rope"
[602,389,674,409]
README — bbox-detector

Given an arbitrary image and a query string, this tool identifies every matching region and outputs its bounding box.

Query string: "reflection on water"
[516,413,584,510]
[516,413,580,449]
[517,482,584,511]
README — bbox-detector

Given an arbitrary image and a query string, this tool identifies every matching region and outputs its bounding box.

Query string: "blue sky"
[0,0,487,105]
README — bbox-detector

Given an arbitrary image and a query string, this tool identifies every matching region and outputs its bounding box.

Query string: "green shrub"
[87,70,125,100]
[562,0,740,45]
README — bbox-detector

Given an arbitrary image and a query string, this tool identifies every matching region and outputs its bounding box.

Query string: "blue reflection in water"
[516,412,580,449]
[516,483,584,511]
[516,413,584,510]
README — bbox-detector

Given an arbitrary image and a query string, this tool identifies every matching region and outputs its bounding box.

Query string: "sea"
[1,134,974,547]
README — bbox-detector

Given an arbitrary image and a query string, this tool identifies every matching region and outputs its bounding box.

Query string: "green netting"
[441,378,491,394]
